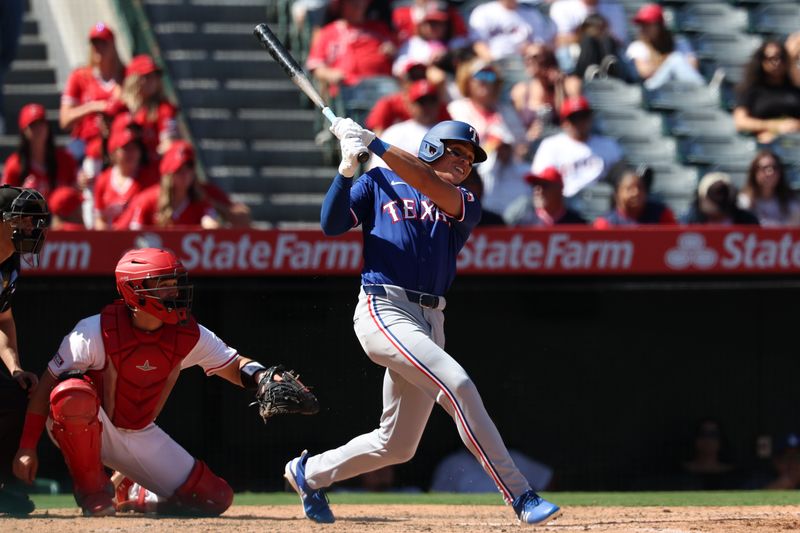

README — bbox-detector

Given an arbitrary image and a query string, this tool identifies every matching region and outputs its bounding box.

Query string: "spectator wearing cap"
[734,40,800,145]
[59,22,126,179]
[744,432,800,490]
[2,104,78,198]
[365,72,450,135]
[625,4,702,91]
[368,80,443,170]
[305,0,396,99]
[594,167,675,227]
[121,141,219,229]
[117,54,179,161]
[448,58,526,154]
[737,150,800,227]
[392,4,451,79]
[681,172,759,225]
[504,166,587,226]
[548,0,627,72]
[48,186,86,230]
[92,127,156,230]
[531,96,624,198]
[510,43,564,145]
[468,0,555,63]
[0,0,25,134]
[392,0,469,46]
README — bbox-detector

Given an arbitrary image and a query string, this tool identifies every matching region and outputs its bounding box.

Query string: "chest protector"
[96,300,200,430]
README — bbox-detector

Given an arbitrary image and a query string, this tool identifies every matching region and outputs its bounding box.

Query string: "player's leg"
[0,375,34,515]
[48,376,115,516]
[101,421,232,516]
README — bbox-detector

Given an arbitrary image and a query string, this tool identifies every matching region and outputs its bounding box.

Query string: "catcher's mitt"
[251,365,319,423]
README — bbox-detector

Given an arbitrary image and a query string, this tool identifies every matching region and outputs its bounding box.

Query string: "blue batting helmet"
[417,120,487,164]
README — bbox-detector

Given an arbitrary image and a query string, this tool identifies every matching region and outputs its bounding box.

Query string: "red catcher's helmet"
[115,248,193,325]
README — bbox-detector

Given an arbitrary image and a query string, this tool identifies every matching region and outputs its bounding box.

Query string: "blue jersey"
[331,167,481,295]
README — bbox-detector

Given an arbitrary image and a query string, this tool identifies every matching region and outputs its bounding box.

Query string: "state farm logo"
[665,233,718,270]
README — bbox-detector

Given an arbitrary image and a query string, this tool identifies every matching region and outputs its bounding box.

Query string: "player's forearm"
[26,370,55,417]
[321,175,355,236]
[0,311,20,373]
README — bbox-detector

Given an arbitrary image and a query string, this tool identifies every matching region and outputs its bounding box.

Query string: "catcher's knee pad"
[49,378,110,499]
[170,460,232,516]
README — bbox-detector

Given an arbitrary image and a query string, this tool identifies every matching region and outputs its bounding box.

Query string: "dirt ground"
[3,504,800,532]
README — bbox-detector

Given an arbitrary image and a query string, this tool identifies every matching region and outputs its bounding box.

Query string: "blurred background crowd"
[0,0,799,230]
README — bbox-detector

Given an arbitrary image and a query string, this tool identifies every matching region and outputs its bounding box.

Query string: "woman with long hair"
[59,22,126,179]
[734,40,800,144]
[593,167,675,227]
[3,104,77,196]
[124,141,219,229]
[510,43,564,143]
[118,54,178,162]
[738,150,800,226]
[625,3,703,90]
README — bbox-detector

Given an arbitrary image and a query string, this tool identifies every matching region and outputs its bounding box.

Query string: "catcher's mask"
[115,248,193,325]
[0,186,50,256]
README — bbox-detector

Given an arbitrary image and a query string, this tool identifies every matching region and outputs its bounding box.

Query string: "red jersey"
[365,91,450,131]
[133,101,178,161]
[93,166,158,226]
[391,5,468,43]
[306,20,395,94]
[2,148,78,197]
[61,66,122,144]
[126,184,216,229]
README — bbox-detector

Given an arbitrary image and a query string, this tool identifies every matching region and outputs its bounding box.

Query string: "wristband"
[368,137,390,157]
[240,361,267,390]
[19,412,46,449]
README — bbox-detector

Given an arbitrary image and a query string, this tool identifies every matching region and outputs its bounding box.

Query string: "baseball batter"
[283,118,561,526]
[12,248,316,516]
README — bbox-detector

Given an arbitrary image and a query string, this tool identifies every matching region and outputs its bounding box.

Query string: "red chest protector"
[93,300,200,430]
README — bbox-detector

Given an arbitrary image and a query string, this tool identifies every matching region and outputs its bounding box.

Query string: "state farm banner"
[21,227,800,276]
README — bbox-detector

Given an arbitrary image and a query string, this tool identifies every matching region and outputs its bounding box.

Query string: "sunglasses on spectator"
[757,163,779,171]
[763,54,784,64]
[473,70,498,83]
[444,146,475,165]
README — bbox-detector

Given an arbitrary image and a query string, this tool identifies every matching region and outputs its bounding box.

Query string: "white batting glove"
[338,136,367,178]
[330,117,376,146]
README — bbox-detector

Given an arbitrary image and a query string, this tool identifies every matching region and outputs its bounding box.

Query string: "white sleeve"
[626,41,649,61]
[181,324,239,376]
[548,1,575,35]
[47,315,105,376]
[531,137,558,174]
[468,4,490,42]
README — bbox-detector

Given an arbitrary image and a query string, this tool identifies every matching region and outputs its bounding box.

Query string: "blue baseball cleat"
[512,489,561,525]
[284,450,335,524]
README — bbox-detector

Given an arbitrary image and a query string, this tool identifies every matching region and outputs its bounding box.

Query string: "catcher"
[12,247,318,516]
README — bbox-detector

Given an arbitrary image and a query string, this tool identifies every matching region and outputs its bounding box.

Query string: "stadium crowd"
[298,0,800,228]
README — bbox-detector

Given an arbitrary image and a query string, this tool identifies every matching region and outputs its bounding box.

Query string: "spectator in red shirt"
[48,186,86,230]
[123,141,219,229]
[59,22,126,180]
[306,0,396,97]
[116,54,179,163]
[365,65,450,134]
[392,0,469,46]
[93,127,156,230]
[3,104,78,197]
[594,167,675,227]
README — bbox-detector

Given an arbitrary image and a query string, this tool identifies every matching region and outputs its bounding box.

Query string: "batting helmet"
[115,248,193,325]
[0,186,50,255]
[417,120,487,164]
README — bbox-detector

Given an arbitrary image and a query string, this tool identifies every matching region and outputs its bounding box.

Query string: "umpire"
[0,185,50,515]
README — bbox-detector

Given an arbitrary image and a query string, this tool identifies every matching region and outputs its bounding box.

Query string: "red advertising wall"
[25,227,800,276]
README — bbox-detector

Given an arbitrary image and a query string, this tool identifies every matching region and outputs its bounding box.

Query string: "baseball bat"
[253,23,370,163]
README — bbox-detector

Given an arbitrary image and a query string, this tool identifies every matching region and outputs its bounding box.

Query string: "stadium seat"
[675,3,749,34]
[772,134,800,166]
[707,161,750,189]
[593,108,665,140]
[692,32,762,64]
[680,135,757,165]
[648,163,699,216]
[583,78,644,111]
[574,181,614,221]
[666,109,737,139]
[750,4,800,38]
[618,136,680,166]
[644,82,719,111]
[338,76,400,126]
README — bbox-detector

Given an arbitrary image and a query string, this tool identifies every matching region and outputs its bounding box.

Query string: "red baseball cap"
[110,111,136,134]
[48,187,84,217]
[160,141,195,175]
[422,6,449,22]
[18,103,46,130]
[407,80,438,102]
[560,96,592,121]
[126,54,160,77]
[89,22,115,42]
[633,3,664,25]
[525,166,563,187]
[108,127,138,153]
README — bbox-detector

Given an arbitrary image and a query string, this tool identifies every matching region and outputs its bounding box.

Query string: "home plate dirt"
[3,505,800,532]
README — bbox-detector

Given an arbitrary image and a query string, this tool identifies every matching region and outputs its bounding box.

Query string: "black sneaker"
[0,486,35,515]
